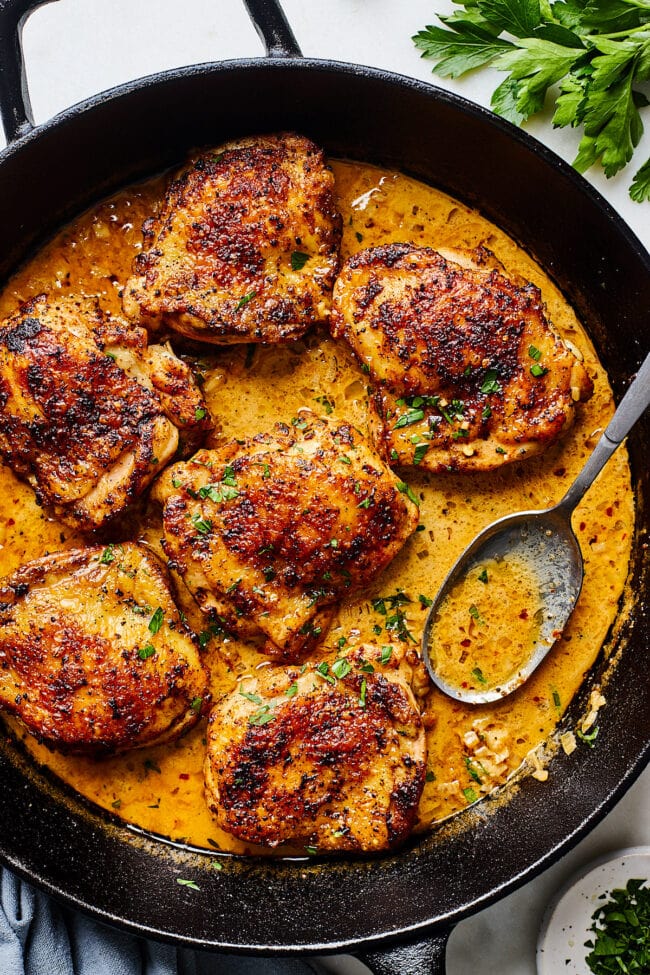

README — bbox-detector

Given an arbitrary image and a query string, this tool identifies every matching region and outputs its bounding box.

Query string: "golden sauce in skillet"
[0,160,634,853]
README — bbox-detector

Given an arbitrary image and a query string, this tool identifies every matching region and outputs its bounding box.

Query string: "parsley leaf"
[413,0,650,200]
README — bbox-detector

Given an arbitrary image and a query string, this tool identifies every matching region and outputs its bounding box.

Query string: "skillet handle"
[356,928,451,975]
[241,0,302,58]
[0,0,58,142]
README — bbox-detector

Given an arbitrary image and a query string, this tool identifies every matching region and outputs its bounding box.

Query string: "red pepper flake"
[606,506,613,517]
[553,468,566,477]
[179,773,190,780]
[6,518,14,527]
[460,638,472,648]
[519,609,529,620]
[579,521,586,532]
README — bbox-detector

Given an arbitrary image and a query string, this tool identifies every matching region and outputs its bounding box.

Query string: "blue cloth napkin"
[1,869,322,975]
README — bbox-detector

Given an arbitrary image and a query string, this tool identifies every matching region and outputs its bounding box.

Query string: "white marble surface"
[1,2,648,973]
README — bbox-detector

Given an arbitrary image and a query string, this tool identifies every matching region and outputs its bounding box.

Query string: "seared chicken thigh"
[204,643,426,851]
[0,544,208,754]
[331,244,593,472]
[0,294,211,530]
[123,133,342,344]
[153,418,420,660]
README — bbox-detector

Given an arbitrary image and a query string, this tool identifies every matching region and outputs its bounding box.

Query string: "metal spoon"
[422,351,650,705]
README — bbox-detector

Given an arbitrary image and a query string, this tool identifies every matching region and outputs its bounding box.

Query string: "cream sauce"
[0,160,634,852]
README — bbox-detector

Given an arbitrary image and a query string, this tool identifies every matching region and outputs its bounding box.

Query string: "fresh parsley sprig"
[413,0,650,201]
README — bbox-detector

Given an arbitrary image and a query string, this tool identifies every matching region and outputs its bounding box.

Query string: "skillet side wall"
[0,61,648,952]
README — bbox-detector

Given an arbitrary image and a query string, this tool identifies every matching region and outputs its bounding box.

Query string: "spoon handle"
[558,351,650,514]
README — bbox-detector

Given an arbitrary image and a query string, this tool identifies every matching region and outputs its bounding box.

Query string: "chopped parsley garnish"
[478,568,489,583]
[176,878,200,891]
[191,513,213,535]
[355,231,363,243]
[372,591,410,615]
[239,685,263,705]
[394,407,425,429]
[291,416,308,431]
[291,250,310,271]
[190,696,203,714]
[357,496,373,509]
[198,618,227,646]
[584,879,650,974]
[195,406,207,421]
[577,725,600,747]
[285,682,299,698]
[148,607,164,635]
[464,756,482,783]
[472,666,487,684]
[480,369,501,395]
[235,291,255,311]
[413,442,430,465]
[528,345,542,361]
[463,786,478,804]
[396,481,420,507]
[249,705,275,726]
[315,661,336,685]
[372,592,416,644]
[530,362,549,377]
[315,394,334,415]
[425,770,436,783]
[359,677,367,707]
[361,362,370,375]
[305,845,318,855]
[337,636,348,649]
[418,594,433,608]
[552,688,561,709]
[138,643,155,660]
[99,544,116,565]
[482,405,492,420]
[380,645,393,664]
[359,660,375,673]
[331,658,352,679]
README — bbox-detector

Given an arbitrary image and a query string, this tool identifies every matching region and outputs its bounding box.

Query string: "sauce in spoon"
[423,351,650,704]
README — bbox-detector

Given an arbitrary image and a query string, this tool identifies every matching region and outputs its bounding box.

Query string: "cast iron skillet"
[0,0,648,971]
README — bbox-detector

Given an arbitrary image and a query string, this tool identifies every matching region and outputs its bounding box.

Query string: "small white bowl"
[537,846,650,974]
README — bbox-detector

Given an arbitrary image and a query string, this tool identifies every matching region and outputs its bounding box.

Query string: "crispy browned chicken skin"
[122,133,342,344]
[0,294,211,530]
[331,244,593,472]
[204,643,426,851]
[153,418,420,661]
[0,544,208,754]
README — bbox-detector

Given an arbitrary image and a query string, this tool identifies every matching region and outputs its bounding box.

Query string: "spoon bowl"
[422,350,650,705]
[422,506,583,704]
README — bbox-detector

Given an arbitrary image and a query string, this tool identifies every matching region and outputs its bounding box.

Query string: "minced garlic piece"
[581,688,607,732]
[561,731,577,755]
